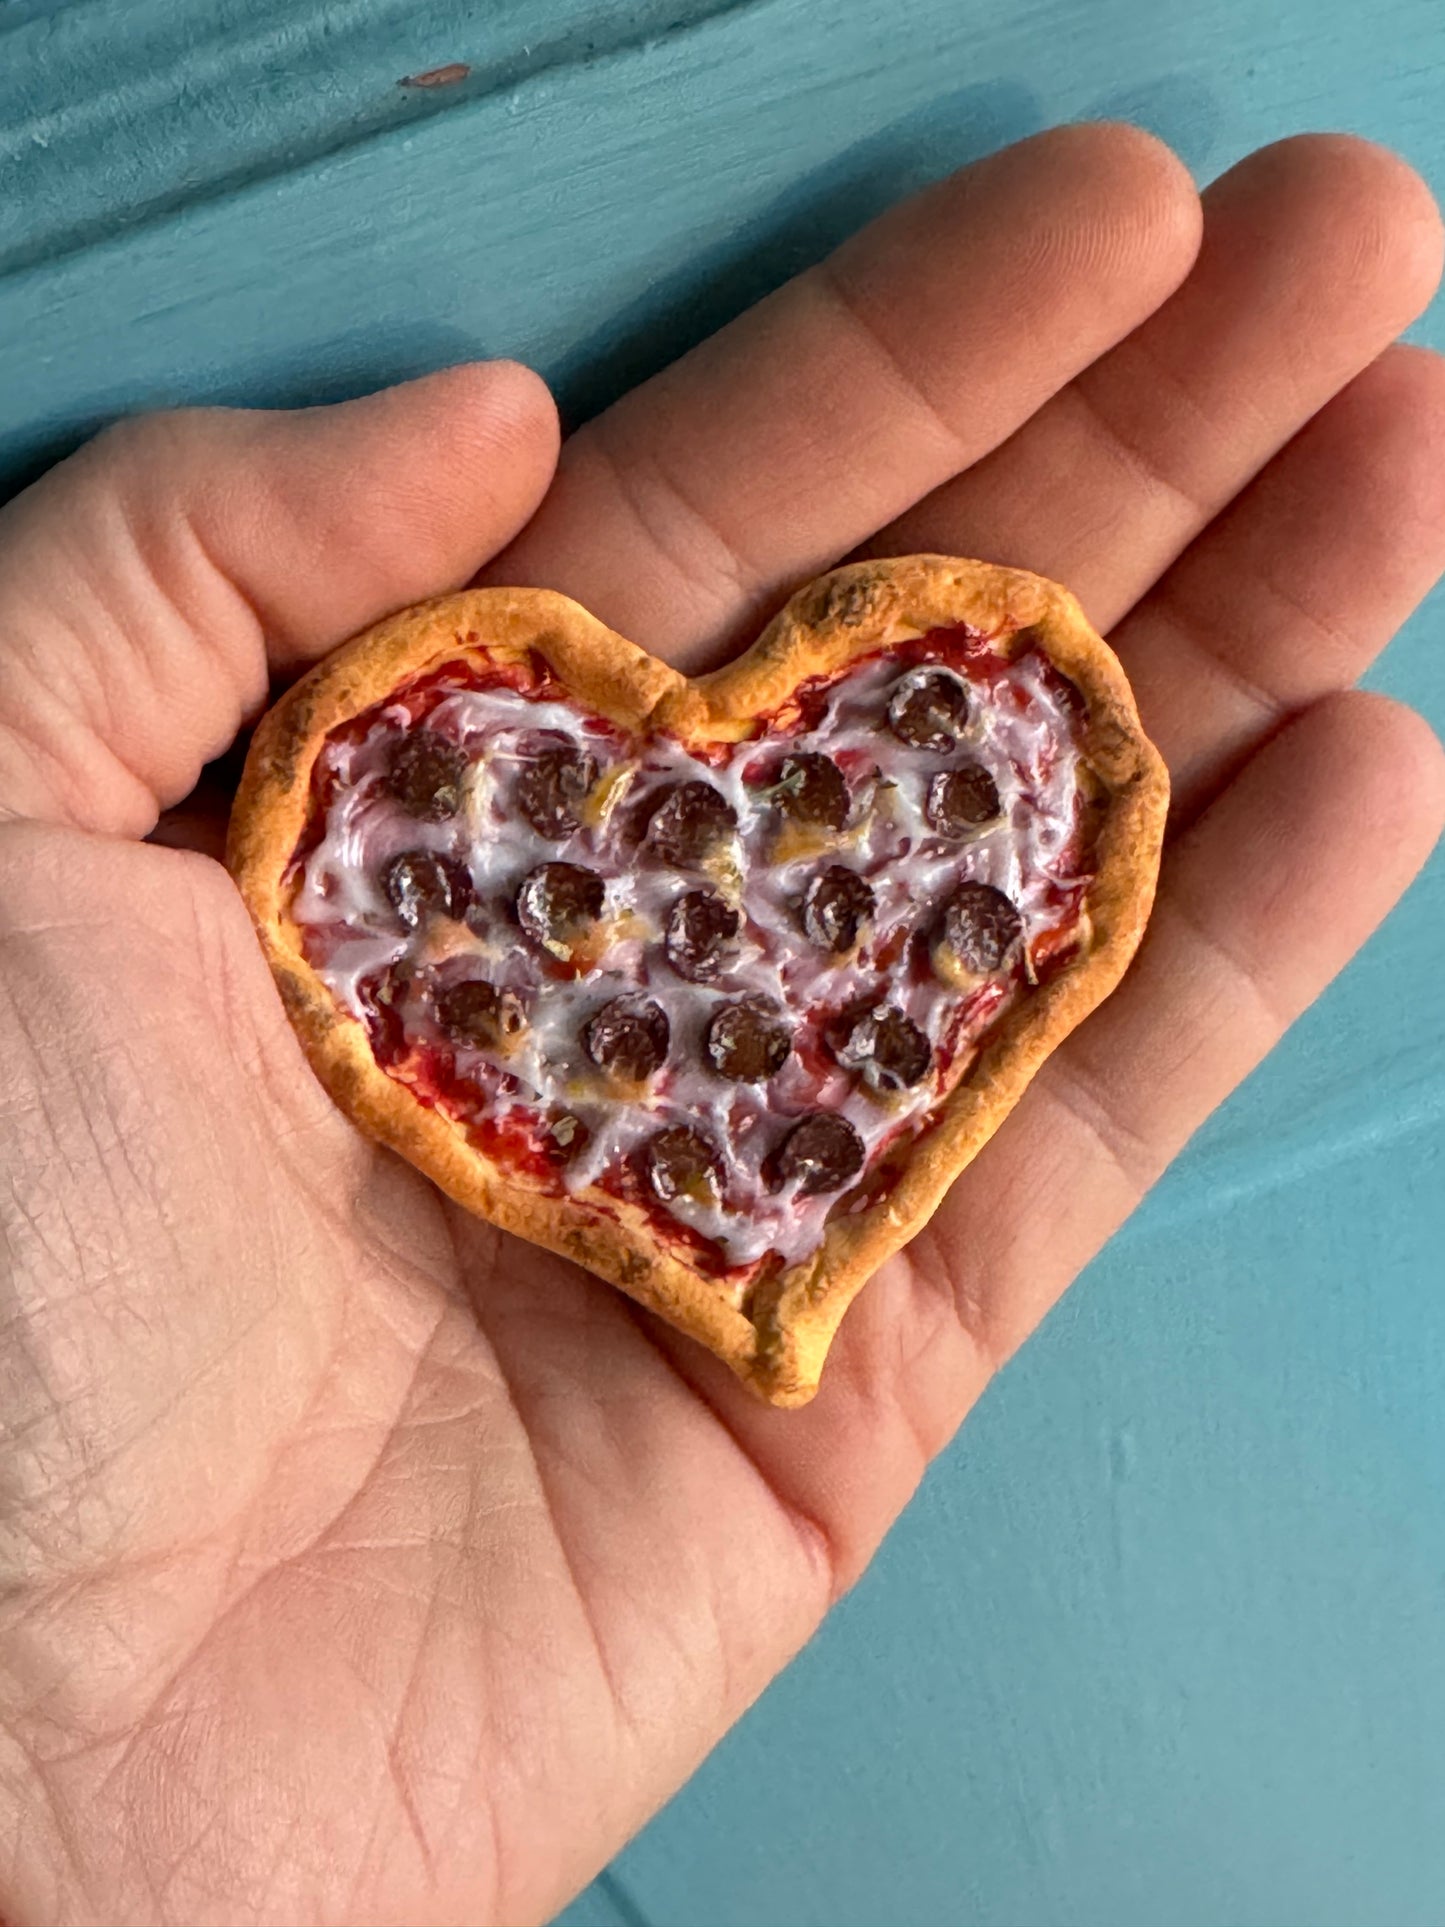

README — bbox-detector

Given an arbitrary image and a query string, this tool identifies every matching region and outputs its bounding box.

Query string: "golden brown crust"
[228,557,1168,1407]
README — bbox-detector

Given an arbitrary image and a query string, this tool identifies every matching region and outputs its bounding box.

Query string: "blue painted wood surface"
[3,0,1443,1920]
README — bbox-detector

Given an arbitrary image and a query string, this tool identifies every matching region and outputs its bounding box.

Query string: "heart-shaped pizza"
[228,556,1167,1405]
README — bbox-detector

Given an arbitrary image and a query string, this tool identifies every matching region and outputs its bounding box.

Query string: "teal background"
[4,2,1443,1921]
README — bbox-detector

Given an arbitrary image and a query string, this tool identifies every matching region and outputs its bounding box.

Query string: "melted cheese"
[288,642,1091,1285]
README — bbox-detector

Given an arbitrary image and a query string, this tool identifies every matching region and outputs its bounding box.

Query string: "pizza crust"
[227,556,1168,1406]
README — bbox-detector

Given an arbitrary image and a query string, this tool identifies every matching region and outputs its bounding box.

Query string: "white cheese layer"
[289,640,1091,1281]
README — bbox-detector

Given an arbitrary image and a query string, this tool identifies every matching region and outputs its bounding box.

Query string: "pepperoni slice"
[939,882,1022,973]
[887,668,969,752]
[381,850,474,928]
[665,889,741,983]
[646,781,737,866]
[706,998,791,1082]
[516,744,598,839]
[584,995,670,1081]
[516,862,605,948]
[388,731,467,820]
[641,1126,722,1203]
[800,866,874,954]
[546,1113,590,1162]
[434,979,526,1050]
[925,764,1000,835]
[770,1114,865,1196]
[770,751,849,830]
[834,1004,931,1092]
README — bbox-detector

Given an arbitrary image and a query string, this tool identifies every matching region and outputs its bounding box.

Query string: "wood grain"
[2,3,1443,1923]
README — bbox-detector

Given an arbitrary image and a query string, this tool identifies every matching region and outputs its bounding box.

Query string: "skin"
[0,124,1443,1926]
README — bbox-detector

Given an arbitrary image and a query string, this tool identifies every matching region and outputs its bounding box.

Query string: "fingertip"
[412,357,562,468]
[1353,340,1445,445]
[51,361,569,686]
[1054,118,1201,216]
[229,359,564,659]
[1374,337,1445,385]
[1256,132,1444,248]
[1009,118,1203,276]
[1313,688,1445,847]
[839,118,1203,384]
[1163,688,1445,991]
[1213,133,1444,325]
[350,357,561,505]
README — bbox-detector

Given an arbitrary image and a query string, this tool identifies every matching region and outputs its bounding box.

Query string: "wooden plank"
[3,2,1444,1923]
[3,0,1441,487]
[0,0,760,276]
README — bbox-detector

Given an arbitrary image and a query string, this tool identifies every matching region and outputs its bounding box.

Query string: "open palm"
[2,127,1444,1926]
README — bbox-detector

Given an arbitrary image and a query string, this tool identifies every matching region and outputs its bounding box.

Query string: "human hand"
[1,125,1442,1926]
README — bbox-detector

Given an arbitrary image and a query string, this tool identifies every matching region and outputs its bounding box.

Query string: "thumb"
[0,360,559,836]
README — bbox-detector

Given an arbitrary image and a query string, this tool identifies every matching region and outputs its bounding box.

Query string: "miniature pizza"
[228,556,1167,1405]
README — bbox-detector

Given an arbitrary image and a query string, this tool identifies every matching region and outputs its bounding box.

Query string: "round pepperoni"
[706,998,792,1082]
[387,730,467,821]
[834,1004,931,1092]
[641,1126,722,1203]
[800,865,875,954]
[887,668,970,752]
[665,889,741,983]
[771,751,849,830]
[381,850,474,928]
[434,979,525,1050]
[646,781,737,866]
[515,744,598,839]
[925,764,1000,836]
[584,995,670,1081]
[770,1114,865,1197]
[516,862,605,948]
[940,882,1022,973]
